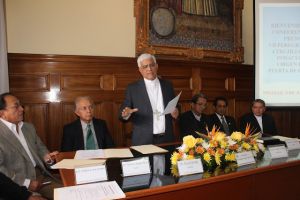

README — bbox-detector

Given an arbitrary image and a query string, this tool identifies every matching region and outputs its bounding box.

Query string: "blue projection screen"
[255,0,300,106]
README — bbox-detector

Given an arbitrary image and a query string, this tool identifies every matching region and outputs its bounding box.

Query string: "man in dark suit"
[179,93,209,138]
[240,99,277,136]
[0,172,46,200]
[61,96,114,152]
[119,53,179,145]
[208,96,236,135]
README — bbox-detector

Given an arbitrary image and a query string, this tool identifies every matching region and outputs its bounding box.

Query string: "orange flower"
[207,148,215,156]
[189,149,195,156]
[196,146,205,154]
[209,140,218,148]
[229,144,239,151]
[217,148,225,155]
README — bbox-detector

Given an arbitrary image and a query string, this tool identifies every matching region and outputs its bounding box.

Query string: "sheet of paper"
[131,144,168,154]
[74,150,105,159]
[75,165,107,184]
[272,135,300,142]
[54,181,125,200]
[104,148,133,158]
[74,149,133,159]
[162,91,181,115]
[51,159,106,169]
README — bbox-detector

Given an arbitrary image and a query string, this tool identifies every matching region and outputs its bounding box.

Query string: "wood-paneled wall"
[7,53,300,151]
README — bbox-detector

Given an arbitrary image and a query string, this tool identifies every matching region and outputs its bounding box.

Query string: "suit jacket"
[239,113,277,136]
[119,79,176,145]
[0,172,31,200]
[208,113,237,135]
[61,118,114,152]
[0,120,50,186]
[179,111,209,139]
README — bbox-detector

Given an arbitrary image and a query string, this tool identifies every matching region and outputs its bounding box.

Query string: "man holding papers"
[120,53,179,145]
[61,96,114,152]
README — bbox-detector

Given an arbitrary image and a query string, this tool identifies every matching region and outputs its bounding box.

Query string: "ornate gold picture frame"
[135,0,244,63]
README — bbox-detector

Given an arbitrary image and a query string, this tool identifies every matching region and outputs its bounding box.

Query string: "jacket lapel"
[75,119,85,149]
[0,121,33,164]
[138,80,153,113]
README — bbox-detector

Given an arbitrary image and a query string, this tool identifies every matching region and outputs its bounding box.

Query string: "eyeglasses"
[5,103,23,111]
[78,105,94,111]
[140,63,156,69]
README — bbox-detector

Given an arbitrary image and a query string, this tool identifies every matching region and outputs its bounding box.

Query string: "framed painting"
[134,0,244,63]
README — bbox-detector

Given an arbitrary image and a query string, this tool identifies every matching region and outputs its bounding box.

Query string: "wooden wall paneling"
[9,53,299,151]
[23,104,49,144]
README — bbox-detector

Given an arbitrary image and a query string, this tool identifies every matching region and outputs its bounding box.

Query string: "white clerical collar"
[0,118,23,132]
[144,77,159,85]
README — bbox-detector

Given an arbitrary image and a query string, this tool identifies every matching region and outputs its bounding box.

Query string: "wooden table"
[56,148,300,200]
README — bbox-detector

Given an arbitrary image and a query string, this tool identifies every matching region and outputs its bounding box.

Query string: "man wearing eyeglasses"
[119,53,179,145]
[0,93,61,199]
[61,96,114,152]
[179,93,209,138]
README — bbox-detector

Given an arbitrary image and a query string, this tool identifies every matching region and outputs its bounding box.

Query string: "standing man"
[240,99,277,136]
[61,96,114,152]
[208,96,236,135]
[179,93,209,138]
[120,53,179,145]
[0,93,61,199]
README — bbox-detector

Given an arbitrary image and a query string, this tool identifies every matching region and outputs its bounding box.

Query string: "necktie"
[221,116,230,135]
[86,124,96,150]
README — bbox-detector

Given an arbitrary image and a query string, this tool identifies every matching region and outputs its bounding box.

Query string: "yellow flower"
[183,135,197,148]
[220,140,228,149]
[253,144,259,152]
[225,153,236,161]
[215,152,221,166]
[242,142,251,150]
[231,132,243,142]
[186,155,195,160]
[209,140,218,148]
[196,138,204,144]
[215,132,226,142]
[171,152,180,165]
[171,165,179,177]
[203,152,211,163]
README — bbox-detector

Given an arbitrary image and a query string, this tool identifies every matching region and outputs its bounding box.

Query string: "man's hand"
[121,107,138,118]
[28,180,42,192]
[43,151,59,164]
[28,195,47,200]
[171,108,179,119]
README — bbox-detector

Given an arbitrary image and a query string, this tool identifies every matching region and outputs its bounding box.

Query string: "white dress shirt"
[144,78,165,134]
[254,115,263,133]
[192,111,201,121]
[0,118,36,187]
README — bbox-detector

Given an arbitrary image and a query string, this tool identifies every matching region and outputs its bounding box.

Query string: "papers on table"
[74,149,133,159]
[54,181,125,200]
[130,144,168,154]
[51,159,106,169]
[162,91,181,115]
[272,135,300,142]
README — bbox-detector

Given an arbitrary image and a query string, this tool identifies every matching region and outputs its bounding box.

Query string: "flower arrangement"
[171,124,265,176]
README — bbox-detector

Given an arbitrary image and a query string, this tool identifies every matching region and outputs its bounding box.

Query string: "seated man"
[61,96,114,151]
[0,93,61,200]
[0,172,46,200]
[179,93,209,138]
[208,96,236,135]
[240,99,277,136]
